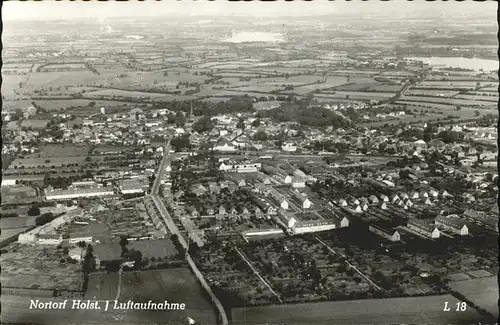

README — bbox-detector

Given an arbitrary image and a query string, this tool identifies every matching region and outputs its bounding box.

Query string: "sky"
[2,0,497,21]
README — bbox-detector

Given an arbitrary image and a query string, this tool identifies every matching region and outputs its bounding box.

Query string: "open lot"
[85,273,120,300]
[231,295,484,324]
[120,268,217,324]
[449,276,498,318]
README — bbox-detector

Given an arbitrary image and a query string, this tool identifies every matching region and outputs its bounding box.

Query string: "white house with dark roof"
[435,215,469,236]
[369,224,400,242]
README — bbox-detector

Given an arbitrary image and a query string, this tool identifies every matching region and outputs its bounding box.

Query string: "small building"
[68,247,86,263]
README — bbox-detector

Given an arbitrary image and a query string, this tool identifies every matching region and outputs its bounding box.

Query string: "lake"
[407,56,498,72]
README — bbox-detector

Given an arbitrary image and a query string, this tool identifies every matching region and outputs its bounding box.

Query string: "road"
[151,138,171,195]
[314,236,383,291]
[114,266,123,301]
[150,145,229,325]
[234,247,283,303]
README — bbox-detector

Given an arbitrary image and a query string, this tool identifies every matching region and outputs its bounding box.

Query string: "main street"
[149,143,229,325]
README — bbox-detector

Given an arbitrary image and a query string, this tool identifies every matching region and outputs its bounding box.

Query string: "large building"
[118,177,149,195]
[277,209,348,235]
[407,218,440,238]
[435,215,469,236]
[45,184,115,201]
[369,224,401,242]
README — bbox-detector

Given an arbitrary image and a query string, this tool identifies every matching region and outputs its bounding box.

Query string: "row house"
[407,218,440,239]
[435,215,469,236]
[369,224,401,242]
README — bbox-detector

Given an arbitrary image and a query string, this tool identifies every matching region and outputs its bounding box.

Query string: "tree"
[236,119,245,130]
[88,101,96,108]
[253,130,268,141]
[63,247,69,254]
[27,206,41,216]
[251,119,261,128]
[474,110,480,117]
[171,135,191,152]
[192,116,214,133]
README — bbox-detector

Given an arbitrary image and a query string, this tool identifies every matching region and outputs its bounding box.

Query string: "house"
[281,143,297,152]
[338,199,348,207]
[37,234,63,245]
[255,207,264,219]
[68,236,93,244]
[441,190,453,198]
[379,202,388,210]
[407,218,440,238]
[391,194,400,203]
[280,199,289,210]
[290,191,312,209]
[208,182,220,194]
[292,176,306,188]
[379,194,389,202]
[369,224,401,242]
[369,195,379,204]
[435,215,469,236]
[410,191,419,199]
[68,247,86,263]
[218,206,227,216]
[191,184,207,197]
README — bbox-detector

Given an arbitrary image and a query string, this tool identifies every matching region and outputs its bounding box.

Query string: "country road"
[150,144,229,325]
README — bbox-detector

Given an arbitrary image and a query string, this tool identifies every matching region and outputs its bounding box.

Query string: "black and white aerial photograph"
[1,1,498,325]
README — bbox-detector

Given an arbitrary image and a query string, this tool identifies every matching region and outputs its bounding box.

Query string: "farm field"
[30,99,139,111]
[454,94,498,102]
[449,276,498,318]
[29,144,91,158]
[119,268,217,325]
[9,156,87,168]
[232,84,286,93]
[284,81,350,95]
[24,71,105,88]
[416,81,498,89]
[231,295,484,325]
[399,95,497,107]
[319,91,396,99]
[85,273,119,300]
[85,88,175,99]
[406,89,460,97]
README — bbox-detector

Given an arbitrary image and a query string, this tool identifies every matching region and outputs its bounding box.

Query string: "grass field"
[231,295,484,325]
[120,268,217,324]
[319,91,396,99]
[30,144,90,158]
[449,276,498,318]
[85,273,119,300]
[400,95,497,107]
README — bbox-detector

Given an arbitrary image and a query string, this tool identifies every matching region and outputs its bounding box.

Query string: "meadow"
[449,276,498,318]
[231,295,484,325]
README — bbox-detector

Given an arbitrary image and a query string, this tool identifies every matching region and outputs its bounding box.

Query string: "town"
[1,2,498,325]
